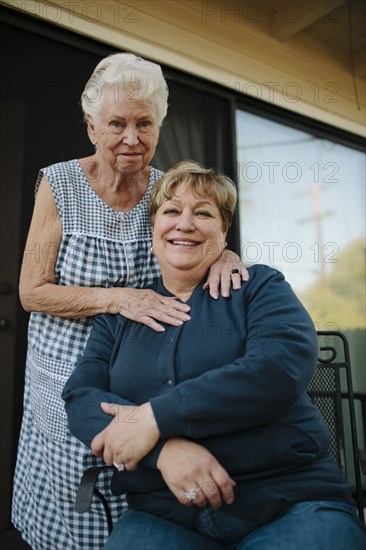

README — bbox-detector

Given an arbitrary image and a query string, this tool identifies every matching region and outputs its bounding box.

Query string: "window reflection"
[236,109,365,394]
[236,110,365,333]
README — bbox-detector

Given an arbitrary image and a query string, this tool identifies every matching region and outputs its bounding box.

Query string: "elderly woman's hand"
[91,402,160,470]
[157,438,236,510]
[204,249,248,299]
[109,287,191,332]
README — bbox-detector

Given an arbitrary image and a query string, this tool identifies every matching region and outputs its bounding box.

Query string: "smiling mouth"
[169,240,200,246]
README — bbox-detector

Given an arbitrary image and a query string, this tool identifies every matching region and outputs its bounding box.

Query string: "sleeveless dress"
[12,159,162,549]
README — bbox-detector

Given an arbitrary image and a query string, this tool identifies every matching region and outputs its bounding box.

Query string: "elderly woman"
[12,54,247,550]
[63,161,366,549]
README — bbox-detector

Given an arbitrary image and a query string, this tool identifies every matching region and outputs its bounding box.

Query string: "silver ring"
[113,462,125,472]
[184,488,199,501]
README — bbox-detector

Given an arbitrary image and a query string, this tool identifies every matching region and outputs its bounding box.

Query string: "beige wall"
[3,0,365,136]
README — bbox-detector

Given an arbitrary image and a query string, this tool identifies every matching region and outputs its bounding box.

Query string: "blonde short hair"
[148,161,237,231]
[81,52,168,125]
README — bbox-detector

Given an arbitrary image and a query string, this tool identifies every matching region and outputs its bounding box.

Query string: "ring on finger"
[231,268,240,276]
[184,487,200,501]
[113,462,125,472]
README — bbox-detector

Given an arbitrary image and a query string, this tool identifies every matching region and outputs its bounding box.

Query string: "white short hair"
[81,52,169,125]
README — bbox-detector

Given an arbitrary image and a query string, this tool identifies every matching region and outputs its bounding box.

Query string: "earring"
[150,246,154,255]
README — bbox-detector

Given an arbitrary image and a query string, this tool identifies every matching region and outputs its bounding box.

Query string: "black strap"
[75,466,110,513]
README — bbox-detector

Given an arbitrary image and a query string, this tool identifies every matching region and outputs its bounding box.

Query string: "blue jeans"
[103,501,366,550]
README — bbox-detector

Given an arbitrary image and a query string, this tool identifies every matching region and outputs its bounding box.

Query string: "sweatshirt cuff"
[150,391,188,438]
[140,439,167,469]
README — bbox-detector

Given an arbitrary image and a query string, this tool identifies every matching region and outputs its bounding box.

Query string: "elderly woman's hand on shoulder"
[204,249,248,299]
[108,287,191,332]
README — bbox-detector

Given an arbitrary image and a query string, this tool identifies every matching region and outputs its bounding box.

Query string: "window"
[236,109,365,390]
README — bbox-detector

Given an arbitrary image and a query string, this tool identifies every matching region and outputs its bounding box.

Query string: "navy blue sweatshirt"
[63,265,354,528]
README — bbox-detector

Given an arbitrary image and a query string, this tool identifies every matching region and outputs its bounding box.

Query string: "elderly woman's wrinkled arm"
[19,177,190,329]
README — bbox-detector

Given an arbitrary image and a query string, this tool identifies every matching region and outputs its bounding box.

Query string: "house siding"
[3,0,364,135]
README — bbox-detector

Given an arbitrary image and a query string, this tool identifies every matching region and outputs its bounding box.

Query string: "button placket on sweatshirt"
[155,321,185,392]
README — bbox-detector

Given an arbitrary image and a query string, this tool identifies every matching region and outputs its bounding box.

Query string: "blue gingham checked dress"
[12,160,162,549]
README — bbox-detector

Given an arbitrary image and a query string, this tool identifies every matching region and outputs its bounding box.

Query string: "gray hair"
[81,52,169,125]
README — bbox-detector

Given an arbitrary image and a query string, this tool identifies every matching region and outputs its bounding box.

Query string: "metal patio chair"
[307,330,365,521]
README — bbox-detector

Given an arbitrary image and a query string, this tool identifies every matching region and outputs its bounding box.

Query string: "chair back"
[307,330,364,521]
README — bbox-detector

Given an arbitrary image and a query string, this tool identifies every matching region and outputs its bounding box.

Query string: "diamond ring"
[113,462,125,472]
[184,488,199,501]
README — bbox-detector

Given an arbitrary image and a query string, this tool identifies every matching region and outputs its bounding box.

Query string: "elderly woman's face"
[152,185,227,277]
[87,87,160,174]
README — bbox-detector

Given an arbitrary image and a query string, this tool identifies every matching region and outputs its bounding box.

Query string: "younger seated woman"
[63,161,366,549]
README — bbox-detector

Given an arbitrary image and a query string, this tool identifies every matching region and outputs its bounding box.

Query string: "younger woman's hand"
[91,402,160,470]
[157,438,236,510]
